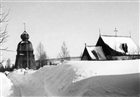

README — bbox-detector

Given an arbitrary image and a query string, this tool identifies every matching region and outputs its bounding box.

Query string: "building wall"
[81,48,92,60]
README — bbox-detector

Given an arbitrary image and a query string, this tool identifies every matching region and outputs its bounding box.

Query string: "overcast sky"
[1,0,139,63]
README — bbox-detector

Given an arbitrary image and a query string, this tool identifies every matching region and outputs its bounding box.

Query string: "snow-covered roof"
[101,35,139,54]
[86,46,106,60]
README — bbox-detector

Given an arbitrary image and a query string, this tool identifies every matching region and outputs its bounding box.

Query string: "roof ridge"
[86,45,101,47]
[101,35,131,38]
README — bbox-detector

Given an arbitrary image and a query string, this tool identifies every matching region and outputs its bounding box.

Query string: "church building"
[81,32,139,60]
[96,35,139,59]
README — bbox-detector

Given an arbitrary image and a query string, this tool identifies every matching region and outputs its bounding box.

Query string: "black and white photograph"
[0,0,139,96]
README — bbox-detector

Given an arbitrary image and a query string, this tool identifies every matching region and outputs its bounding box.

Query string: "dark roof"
[17,41,33,51]
[99,35,139,54]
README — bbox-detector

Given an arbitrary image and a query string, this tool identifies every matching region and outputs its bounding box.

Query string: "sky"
[1,0,139,63]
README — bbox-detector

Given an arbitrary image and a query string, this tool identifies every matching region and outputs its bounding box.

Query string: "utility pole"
[27,41,29,69]
[40,44,42,67]
[114,28,118,51]
[0,38,3,65]
[24,23,29,69]
[0,26,3,65]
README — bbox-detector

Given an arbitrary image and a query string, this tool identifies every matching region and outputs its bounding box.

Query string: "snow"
[69,60,139,82]
[86,46,106,60]
[1,60,140,97]
[0,73,13,97]
[101,36,139,54]
[86,46,97,59]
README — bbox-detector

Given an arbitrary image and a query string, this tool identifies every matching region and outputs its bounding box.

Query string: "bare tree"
[58,41,70,62]
[0,4,9,65]
[36,42,48,67]
[0,4,9,44]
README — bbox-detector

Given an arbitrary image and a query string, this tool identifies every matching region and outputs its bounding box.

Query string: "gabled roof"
[100,35,139,54]
[84,45,106,60]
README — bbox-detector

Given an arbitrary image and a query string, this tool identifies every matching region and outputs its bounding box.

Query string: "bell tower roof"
[21,31,29,41]
[20,23,29,41]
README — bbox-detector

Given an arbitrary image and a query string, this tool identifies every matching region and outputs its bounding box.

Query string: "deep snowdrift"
[8,60,140,97]
[0,73,13,97]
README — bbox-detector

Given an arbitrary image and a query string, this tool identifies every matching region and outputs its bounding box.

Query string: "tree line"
[0,58,15,72]
[36,41,70,68]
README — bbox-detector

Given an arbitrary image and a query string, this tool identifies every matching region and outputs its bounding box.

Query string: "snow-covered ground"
[1,60,140,97]
[0,73,13,97]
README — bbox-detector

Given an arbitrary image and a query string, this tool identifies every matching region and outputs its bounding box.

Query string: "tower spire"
[114,28,118,37]
[21,23,29,41]
[99,29,101,36]
[24,23,26,31]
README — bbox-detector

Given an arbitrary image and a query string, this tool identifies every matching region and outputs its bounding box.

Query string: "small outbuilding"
[81,44,106,60]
